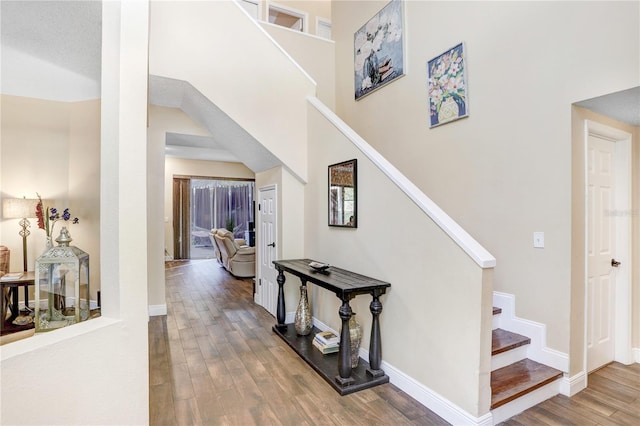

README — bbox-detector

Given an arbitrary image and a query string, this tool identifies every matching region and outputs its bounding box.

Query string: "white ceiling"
[1,0,638,161]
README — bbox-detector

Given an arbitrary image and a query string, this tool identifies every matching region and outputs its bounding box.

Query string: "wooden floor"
[500,362,640,426]
[150,260,640,425]
[149,260,449,425]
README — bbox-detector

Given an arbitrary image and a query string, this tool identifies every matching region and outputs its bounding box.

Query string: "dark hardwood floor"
[150,260,640,425]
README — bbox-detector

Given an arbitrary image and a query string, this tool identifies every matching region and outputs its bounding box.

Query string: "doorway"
[585,120,633,372]
[256,185,277,316]
[173,177,255,260]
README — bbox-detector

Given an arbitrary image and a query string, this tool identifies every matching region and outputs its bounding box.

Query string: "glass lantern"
[35,226,90,331]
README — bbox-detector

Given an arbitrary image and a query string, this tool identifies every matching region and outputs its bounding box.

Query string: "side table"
[1,271,35,335]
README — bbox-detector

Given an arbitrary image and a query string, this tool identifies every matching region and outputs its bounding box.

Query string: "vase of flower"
[345,313,362,368]
[438,96,459,124]
[35,193,79,252]
[294,284,312,335]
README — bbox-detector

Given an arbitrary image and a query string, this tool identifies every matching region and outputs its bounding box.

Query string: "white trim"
[491,379,561,424]
[633,348,640,363]
[493,292,569,372]
[315,16,332,40]
[584,120,634,368]
[148,304,167,316]
[256,184,278,315]
[311,318,492,425]
[492,345,528,371]
[260,21,334,44]
[559,371,587,397]
[231,1,316,88]
[236,0,260,20]
[308,96,496,269]
[1,317,122,360]
[266,1,308,33]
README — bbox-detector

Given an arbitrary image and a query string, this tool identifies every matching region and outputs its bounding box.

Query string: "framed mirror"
[328,159,357,227]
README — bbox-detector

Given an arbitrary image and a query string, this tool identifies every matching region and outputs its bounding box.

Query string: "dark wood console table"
[1,271,35,335]
[272,259,391,395]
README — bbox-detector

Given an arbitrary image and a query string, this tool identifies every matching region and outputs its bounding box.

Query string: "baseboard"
[148,304,167,316]
[312,317,493,425]
[633,348,640,363]
[493,292,569,372]
[559,371,586,396]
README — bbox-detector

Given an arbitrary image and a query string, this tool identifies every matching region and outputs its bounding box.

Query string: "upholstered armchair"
[213,229,255,278]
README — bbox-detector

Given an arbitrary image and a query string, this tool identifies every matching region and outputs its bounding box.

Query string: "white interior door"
[586,134,617,372]
[257,185,277,317]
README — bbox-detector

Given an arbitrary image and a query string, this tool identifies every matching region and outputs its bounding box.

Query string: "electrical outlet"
[533,232,544,248]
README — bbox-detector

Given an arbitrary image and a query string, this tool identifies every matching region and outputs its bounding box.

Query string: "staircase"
[490,307,563,424]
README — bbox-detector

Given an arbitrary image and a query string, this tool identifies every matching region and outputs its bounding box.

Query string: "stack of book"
[0,272,23,281]
[313,330,340,354]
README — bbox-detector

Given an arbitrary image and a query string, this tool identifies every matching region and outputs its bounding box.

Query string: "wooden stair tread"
[492,328,530,355]
[491,359,563,409]
[493,307,502,315]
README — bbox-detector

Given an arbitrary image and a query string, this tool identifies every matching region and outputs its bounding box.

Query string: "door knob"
[611,258,621,267]
[267,242,276,248]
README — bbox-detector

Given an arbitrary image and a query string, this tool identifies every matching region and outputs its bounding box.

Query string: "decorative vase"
[348,313,362,368]
[294,284,312,335]
[45,236,53,251]
[438,96,459,124]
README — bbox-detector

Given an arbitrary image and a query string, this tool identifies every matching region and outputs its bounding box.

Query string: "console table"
[1,271,35,335]
[272,259,391,395]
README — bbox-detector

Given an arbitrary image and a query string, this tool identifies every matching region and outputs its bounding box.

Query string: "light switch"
[533,232,544,248]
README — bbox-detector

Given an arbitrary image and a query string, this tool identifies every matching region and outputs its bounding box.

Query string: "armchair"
[213,229,255,278]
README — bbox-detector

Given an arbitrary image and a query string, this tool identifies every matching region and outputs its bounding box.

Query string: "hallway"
[149,260,449,425]
[149,260,640,425]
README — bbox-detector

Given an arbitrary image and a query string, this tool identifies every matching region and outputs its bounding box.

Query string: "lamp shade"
[2,198,39,219]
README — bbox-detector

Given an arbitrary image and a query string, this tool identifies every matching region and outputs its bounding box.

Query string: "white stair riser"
[492,345,528,371]
[492,312,500,330]
[491,378,562,424]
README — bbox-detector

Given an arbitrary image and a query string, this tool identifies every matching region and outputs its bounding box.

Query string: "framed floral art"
[427,42,468,127]
[354,0,405,100]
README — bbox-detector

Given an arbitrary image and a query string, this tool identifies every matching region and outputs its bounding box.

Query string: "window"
[174,177,254,260]
[268,3,307,32]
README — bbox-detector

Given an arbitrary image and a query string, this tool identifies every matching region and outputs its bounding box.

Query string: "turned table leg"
[275,268,286,330]
[367,290,385,377]
[335,296,355,386]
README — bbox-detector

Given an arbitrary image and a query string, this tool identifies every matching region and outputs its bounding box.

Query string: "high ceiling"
[1,1,638,143]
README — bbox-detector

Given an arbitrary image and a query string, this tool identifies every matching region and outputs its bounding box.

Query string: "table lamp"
[2,197,40,272]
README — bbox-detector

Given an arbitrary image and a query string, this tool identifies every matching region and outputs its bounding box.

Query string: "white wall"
[255,166,306,312]
[1,2,150,424]
[0,95,101,297]
[149,0,316,182]
[304,99,493,418]
[333,0,640,354]
[262,21,336,109]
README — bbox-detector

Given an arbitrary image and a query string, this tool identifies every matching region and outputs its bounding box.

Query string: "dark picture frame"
[328,159,357,228]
